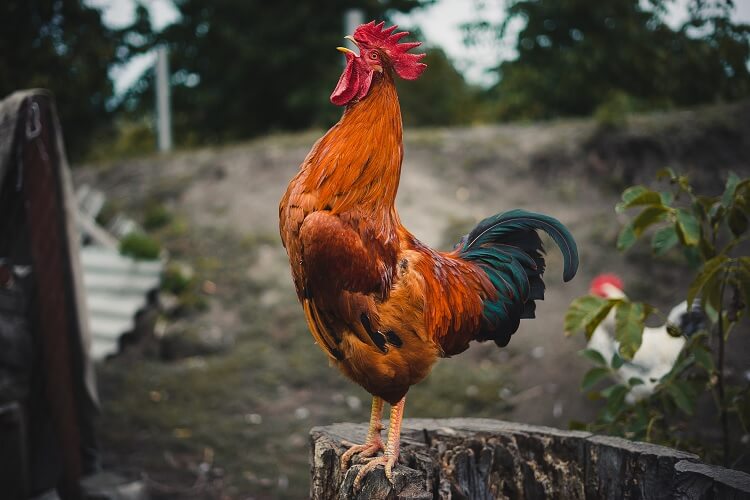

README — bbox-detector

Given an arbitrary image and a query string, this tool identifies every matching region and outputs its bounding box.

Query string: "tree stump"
[310,418,750,499]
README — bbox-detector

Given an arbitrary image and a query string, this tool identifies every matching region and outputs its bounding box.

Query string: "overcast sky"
[85,0,750,94]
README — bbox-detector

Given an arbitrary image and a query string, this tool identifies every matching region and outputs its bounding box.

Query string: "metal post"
[344,9,364,50]
[155,45,172,152]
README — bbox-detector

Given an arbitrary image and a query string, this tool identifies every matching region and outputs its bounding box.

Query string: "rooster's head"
[331,21,427,106]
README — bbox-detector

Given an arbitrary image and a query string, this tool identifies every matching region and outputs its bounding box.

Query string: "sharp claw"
[351,455,399,491]
[341,440,385,469]
[385,462,393,483]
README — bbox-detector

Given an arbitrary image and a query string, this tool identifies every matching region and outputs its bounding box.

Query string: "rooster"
[279,21,579,487]
[589,274,706,403]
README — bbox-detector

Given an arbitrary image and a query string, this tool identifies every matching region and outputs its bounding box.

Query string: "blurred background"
[2,0,750,498]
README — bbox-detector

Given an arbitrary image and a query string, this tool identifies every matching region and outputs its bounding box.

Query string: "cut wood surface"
[310,418,750,499]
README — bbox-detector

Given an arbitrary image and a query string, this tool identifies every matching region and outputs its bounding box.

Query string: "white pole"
[155,45,172,153]
[344,9,364,55]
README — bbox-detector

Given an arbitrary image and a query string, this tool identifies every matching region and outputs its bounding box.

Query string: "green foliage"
[144,203,173,231]
[160,260,208,315]
[120,232,161,260]
[564,295,616,339]
[566,169,750,464]
[565,296,648,361]
[614,302,646,359]
[86,119,157,163]
[398,47,480,126]
[0,1,153,160]
[594,91,636,129]
[467,0,750,121]
[161,262,193,295]
[122,0,432,146]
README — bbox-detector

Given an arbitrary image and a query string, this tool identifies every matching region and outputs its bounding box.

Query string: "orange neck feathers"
[305,72,403,217]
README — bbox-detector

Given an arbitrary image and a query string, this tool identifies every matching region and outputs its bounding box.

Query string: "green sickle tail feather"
[457,209,579,347]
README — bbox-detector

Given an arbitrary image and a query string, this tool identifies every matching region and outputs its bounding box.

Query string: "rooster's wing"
[284,209,399,361]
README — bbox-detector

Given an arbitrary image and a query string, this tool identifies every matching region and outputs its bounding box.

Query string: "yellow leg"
[353,397,405,489]
[341,396,385,468]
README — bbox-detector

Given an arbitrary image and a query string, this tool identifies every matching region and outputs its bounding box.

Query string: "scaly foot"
[340,436,384,468]
[352,397,406,491]
[353,452,399,490]
[341,396,385,469]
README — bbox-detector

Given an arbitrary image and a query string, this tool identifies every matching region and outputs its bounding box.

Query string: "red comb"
[353,21,427,80]
[590,274,624,297]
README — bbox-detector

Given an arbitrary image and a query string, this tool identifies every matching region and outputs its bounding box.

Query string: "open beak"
[337,36,360,56]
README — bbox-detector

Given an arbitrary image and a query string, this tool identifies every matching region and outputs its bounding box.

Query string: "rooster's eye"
[370,52,379,60]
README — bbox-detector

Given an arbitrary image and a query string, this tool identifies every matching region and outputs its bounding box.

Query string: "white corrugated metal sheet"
[80,245,162,360]
[77,184,163,360]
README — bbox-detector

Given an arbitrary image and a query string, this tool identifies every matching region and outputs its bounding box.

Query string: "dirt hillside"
[74,100,750,499]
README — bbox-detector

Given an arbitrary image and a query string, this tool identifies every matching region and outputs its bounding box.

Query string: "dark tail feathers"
[457,209,579,347]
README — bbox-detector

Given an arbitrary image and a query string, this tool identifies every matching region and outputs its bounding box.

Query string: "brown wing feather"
[300,211,395,301]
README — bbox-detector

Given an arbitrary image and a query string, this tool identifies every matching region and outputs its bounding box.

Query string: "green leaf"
[687,255,728,307]
[586,391,603,401]
[616,186,663,213]
[611,352,624,369]
[735,261,750,316]
[699,236,715,261]
[600,384,621,399]
[708,203,725,225]
[728,207,748,237]
[569,420,588,431]
[665,380,696,415]
[695,195,715,214]
[565,296,617,339]
[701,270,724,314]
[582,367,610,391]
[628,377,645,386]
[733,182,750,214]
[677,175,692,193]
[656,167,677,181]
[614,302,646,360]
[722,171,740,208]
[668,356,693,379]
[651,225,678,255]
[580,348,607,366]
[682,246,703,269]
[618,185,647,204]
[631,206,669,237]
[659,191,674,206]
[693,347,714,372]
[675,209,701,246]
[692,199,707,222]
[617,224,637,251]
[604,385,629,417]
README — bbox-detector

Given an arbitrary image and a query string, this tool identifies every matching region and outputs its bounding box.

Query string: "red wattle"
[331,56,360,106]
[330,54,373,106]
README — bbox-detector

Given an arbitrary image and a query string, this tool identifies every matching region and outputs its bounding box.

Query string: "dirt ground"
[74,101,750,498]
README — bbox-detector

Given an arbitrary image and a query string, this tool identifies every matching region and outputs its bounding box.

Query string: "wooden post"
[310,418,750,499]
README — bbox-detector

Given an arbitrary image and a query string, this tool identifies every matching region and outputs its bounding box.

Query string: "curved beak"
[344,35,359,47]
[337,46,356,55]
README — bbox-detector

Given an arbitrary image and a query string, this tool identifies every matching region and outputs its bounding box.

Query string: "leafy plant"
[120,232,161,261]
[144,203,174,231]
[566,169,750,465]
